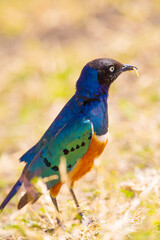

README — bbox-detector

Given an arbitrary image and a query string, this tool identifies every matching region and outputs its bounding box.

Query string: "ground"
[0,0,160,239]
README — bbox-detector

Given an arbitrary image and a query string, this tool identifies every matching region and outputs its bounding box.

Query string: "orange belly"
[50,133,108,198]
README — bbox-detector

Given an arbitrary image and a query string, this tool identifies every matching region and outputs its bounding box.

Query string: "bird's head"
[88,58,138,85]
[76,58,138,99]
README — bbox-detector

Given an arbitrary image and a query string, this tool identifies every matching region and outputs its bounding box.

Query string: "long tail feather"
[18,175,42,209]
[0,179,22,212]
[0,165,28,212]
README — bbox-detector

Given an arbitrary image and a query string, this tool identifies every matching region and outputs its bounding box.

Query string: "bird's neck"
[76,85,109,104]
[76,64,110,104]
[75,89,109,136]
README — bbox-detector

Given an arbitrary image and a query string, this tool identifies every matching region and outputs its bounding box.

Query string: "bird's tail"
[0,165,28,212]
[0,179,22,212]
[0,159,42,211]
[18,191,41,210]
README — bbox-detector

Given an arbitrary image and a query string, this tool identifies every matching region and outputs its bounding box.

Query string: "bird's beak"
[120,64,139,77]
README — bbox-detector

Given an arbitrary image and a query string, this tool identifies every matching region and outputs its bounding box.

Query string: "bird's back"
[20,95,80,164]
[20,91,109,165]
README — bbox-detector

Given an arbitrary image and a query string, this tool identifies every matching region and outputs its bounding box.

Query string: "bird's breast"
[68,132,108,186]
[49,132,109,197]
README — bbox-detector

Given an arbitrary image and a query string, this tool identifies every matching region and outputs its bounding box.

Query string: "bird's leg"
[69,188,83,218]
[69,188,80,208]
[50,196,61,226]
[51,197,59,212]
[70,188,92,225]
[45,196,63,233]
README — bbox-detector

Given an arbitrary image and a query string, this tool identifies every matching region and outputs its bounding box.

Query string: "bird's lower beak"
[120,64,139,77]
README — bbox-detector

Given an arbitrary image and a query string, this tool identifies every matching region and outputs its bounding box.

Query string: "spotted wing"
[25,117,93,189]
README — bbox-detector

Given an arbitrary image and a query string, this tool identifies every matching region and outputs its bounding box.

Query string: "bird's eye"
[109,66,115,72]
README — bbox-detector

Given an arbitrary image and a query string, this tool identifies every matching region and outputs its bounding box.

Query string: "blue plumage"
[0,58,137,213]
[20,95,80,164]
[26,117,93,189]
[20,64,109,165]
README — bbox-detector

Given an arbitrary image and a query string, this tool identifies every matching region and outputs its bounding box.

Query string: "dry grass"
[0,0,160,239]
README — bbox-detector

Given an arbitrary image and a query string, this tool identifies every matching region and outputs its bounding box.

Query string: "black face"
[88,58,137,86]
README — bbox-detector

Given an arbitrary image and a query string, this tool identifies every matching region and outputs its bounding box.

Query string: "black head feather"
[88,58,136,86]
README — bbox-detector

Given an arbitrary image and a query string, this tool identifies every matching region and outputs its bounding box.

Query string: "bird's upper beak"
[120,64,139,77]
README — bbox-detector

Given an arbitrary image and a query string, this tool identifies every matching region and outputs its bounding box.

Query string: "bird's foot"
[75,212,93,225]
[45,225,66,234]
[56,217,66,231]
[45,217,66,233]
[45,228,55,233]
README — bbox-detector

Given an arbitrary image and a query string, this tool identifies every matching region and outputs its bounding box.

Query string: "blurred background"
[0,0,160,239]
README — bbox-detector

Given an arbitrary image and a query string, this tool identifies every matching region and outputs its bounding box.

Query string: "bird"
[0,58,138,224]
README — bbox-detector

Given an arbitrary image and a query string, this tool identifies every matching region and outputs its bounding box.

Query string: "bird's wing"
[20,95,77,165]
[25,116,93,189]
